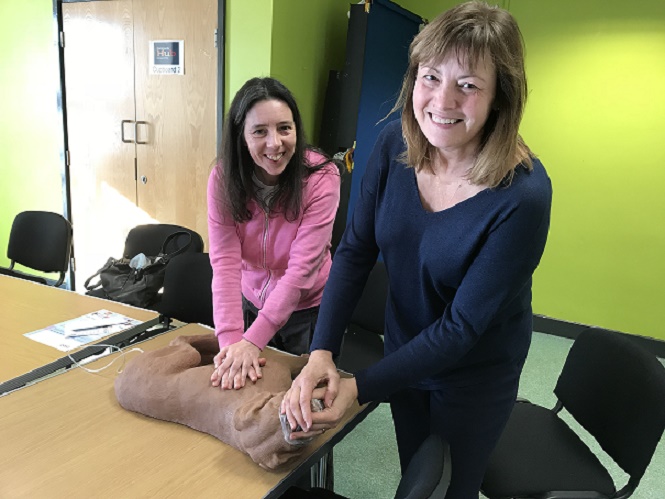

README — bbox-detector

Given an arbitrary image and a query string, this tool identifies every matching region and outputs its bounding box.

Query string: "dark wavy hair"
[218,77,327,222]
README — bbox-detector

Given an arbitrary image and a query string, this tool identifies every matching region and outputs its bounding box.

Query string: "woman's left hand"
[211,339,265,390]
[287,377,359,440]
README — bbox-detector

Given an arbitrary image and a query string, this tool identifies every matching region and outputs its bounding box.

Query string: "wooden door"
[63,0,217,288]
[63,0,144,284]
[133,0,217,247]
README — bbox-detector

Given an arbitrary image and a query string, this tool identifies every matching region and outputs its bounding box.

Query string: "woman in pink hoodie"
[208,77,341,391]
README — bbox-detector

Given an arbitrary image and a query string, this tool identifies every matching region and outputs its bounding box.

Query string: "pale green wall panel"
[224,0,273,109]
[511,0,665,340]
[270,0,348,144]
[397,0,507,23]
[225,0,348,145]
[0,0,63,267]
[397,0,458,22]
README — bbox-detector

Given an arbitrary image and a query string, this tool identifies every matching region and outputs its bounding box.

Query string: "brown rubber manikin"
[115,334,319,471]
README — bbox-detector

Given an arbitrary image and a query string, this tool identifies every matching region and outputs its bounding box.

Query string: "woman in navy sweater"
[282,2,552,497]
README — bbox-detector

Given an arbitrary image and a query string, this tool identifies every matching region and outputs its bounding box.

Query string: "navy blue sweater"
[311,120,552,405]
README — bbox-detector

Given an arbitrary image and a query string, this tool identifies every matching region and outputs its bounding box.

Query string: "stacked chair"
[0,210,73,287]
[336,260,388,373]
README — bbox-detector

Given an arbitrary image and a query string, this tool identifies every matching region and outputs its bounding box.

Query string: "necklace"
[449,182,462,201]
[416,167,470,212]
[445,180,465,208]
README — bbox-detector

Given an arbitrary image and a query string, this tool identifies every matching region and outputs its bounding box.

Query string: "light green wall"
[398,0,508,23]
[225,0,348,143]
[0,0,63,267]
[510,0,665,341]
[398,0,455,22]
[224,0,273,107]
[270,0,348,143]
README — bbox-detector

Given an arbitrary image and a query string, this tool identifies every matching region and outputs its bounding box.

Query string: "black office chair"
[336,260,388,373]
[0,210,73,287]
[156,252,214,328]
[280,434,450,499]
[394,434,451,499]
[86,223,204,301]
[330,157,349,258]
[123,223,204,258]
[481,328,665,499]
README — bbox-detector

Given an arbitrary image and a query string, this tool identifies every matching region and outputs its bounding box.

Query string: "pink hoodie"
[207,150,341,350]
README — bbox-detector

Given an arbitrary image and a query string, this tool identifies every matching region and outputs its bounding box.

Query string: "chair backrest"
[7,211,73,284]
[123,224,204,258]
[349,260,388,335]
[157,252,214,327]
[554,328,665,481]
[394,434,451,499]
[330,158,349,257]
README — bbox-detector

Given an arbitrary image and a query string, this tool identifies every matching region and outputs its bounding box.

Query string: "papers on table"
[24,309,141,352]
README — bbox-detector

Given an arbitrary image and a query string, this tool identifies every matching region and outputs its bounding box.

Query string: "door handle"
[121,120,135,143]
[135,121,149,145]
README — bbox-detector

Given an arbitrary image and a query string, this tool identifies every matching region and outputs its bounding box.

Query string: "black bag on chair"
[84,231,192,307]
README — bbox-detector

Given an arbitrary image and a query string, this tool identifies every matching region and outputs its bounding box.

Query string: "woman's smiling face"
[412,54,496,160]
[243,99,297,186]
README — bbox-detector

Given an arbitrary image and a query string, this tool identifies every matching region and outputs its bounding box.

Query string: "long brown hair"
[395,1,533,187]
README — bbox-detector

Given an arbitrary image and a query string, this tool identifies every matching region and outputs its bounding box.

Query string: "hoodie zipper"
[259,210,271,303]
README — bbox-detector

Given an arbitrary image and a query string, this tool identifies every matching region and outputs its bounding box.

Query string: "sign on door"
[150,40,184,75]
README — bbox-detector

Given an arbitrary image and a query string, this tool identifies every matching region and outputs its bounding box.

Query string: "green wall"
[271,0,348,144]
[224,0,273,107]
[225,0,348,143]
[510,0,665,341]
[398,0,455,22]
[0,0,63,267]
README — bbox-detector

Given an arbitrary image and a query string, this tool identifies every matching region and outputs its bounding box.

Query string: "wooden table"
[0,275,159,390]
[0,324,375,498]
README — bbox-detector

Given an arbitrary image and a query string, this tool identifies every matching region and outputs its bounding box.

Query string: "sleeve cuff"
[216,330,244,350]
[243,313,279,351]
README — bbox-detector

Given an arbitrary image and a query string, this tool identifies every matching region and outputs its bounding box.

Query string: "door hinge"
[60,31,65,48]
[65,149,70,167]
[134,157,138,181]
[214,29,218,48]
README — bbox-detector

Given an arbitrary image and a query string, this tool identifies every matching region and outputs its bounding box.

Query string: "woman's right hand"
[281,350,339,433]
[210,340,265,390]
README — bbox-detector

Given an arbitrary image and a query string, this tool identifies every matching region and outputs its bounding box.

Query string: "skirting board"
[534,314,665,359]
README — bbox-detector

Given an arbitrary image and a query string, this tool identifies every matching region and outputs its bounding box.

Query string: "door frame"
[52,0,225,290]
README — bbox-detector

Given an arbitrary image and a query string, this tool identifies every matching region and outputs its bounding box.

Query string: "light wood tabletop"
[0,323,373,498]
[0,275,158,385]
